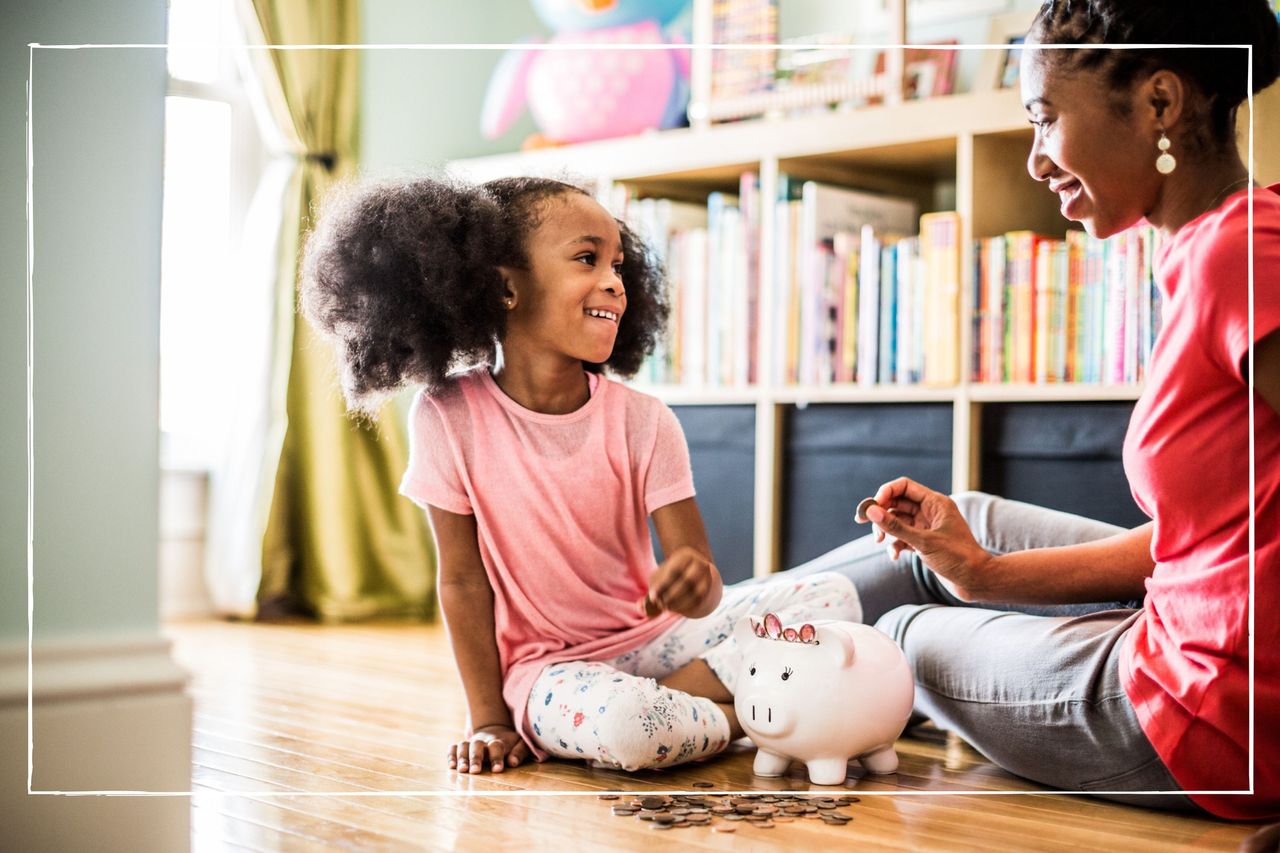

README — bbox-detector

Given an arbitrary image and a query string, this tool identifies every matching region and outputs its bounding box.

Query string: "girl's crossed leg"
[525,571,860,771]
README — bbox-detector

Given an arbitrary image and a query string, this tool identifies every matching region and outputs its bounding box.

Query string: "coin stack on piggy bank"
[733,612,915,786]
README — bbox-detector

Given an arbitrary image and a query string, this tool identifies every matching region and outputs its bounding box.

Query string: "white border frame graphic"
[27,38,1259,799]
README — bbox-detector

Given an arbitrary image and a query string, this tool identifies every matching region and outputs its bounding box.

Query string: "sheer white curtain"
[201,4,308,616]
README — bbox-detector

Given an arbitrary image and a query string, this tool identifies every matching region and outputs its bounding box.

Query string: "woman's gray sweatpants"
[782,491,1203,813]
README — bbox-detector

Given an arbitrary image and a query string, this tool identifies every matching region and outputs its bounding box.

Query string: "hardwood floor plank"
[166,619,1255,851]
[193,792,428,852]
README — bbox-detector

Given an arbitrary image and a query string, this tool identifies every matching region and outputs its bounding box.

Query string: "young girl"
[299,175,860,775]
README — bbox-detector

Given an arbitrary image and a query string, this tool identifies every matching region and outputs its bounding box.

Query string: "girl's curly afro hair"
[299,175,670,415]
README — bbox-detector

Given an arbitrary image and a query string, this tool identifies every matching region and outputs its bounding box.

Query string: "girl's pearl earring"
[1156,130,1177,175]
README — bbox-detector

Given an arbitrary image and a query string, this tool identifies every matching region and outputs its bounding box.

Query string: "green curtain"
[243,0,436,621]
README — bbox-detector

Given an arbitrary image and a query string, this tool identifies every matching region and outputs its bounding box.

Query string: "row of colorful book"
[772,178,960,387]
[619,177,959,387]
[613,173,761,387]
[973,227,1163,385]
[619,172,1159,390]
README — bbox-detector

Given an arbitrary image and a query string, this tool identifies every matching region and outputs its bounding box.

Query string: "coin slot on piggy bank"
[733,612,915,786]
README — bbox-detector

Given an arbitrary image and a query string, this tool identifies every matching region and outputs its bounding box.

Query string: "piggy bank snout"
[738,689,796,738]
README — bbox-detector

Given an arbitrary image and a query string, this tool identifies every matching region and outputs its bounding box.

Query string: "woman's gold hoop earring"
[1156,130,1177,175]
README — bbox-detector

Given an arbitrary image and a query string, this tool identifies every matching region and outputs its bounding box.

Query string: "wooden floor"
[164,619,1253,852]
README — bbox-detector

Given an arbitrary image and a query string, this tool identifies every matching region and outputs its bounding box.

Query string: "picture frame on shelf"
[868,40,959,104]
[975,9,1038,91]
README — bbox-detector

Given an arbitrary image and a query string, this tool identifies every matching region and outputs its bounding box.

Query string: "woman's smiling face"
[1020,39,1159,238]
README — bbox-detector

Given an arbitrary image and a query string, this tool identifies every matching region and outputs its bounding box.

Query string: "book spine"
[1054,241,1069,382]
[740,171,760,385]
[856,224,880,387]
[897,237,915,385]
[990,236,1007,385]
[1034,238,1051,383]
[1065,231,1085,383]
[726,205,745,386]
[1010,233,1034,384]
[913,246,926,383]
[684,228,708,385]
[819,242,837,384]
[1091,234,1105,384]
[919,212,960,385]
[772,195,790,385]
[787,203,802,384]
[844,238,860,384]
[878,242,896,384]
[1103,235,1123,385]
[1124,228,1140,384]
[973,238,986,383]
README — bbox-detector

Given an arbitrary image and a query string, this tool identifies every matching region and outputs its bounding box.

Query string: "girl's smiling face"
[502,191,627,366]
[1020,40,1161,238]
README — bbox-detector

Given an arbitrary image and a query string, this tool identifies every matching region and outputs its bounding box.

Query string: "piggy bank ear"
[733,615,759,646]
[816,624,856,669]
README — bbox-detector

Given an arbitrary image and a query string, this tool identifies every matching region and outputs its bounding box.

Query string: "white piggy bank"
[733,612,914,786]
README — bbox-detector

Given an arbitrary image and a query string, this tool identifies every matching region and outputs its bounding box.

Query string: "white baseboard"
[1,632,189,706]
[1,632,192,852]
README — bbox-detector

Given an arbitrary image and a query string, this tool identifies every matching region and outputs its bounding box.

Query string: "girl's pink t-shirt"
[1121,184,1280,819]
[399,367,694,760]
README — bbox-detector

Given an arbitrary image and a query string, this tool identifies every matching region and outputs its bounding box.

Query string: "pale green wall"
[2,2,168,642]
[360,0,543,173]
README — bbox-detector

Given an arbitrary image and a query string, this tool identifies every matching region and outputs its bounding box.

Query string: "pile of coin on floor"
[599,788,860,832]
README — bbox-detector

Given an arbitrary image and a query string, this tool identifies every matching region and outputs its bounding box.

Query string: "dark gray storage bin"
[980,402,1147,528]
[659,405,756,585]
[782,404,953,570]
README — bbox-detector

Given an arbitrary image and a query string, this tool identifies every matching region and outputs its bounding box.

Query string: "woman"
[789,0,1279,820]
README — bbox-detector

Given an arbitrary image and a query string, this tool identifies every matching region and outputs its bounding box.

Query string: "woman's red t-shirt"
[1121,184,1280,819]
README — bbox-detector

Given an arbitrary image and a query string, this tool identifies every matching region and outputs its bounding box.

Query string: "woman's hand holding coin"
[854,478,994,601]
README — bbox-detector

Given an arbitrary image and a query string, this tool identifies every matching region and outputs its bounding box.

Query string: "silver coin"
[855,497,879,523]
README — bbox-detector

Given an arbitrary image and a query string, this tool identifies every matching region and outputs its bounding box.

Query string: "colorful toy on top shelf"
[734,612,914,785]
[481,0,692,147]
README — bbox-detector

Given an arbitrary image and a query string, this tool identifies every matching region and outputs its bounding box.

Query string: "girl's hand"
[863,477,994,600]
[644,546,719,618]
[449,724,530,774]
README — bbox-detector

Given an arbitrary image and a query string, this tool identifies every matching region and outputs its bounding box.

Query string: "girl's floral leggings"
[525,571,860,771]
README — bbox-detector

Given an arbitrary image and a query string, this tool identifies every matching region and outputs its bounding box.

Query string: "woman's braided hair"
[1031,0,1280,150]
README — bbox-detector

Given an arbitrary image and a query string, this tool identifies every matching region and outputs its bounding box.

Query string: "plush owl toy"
[481,0,692,146]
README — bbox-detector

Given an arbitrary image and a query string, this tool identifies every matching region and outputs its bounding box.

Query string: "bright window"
[160,96,231,454]
[160,0,266,470]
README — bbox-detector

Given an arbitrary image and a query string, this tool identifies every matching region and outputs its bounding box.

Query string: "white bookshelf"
[449,80,1280,580]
